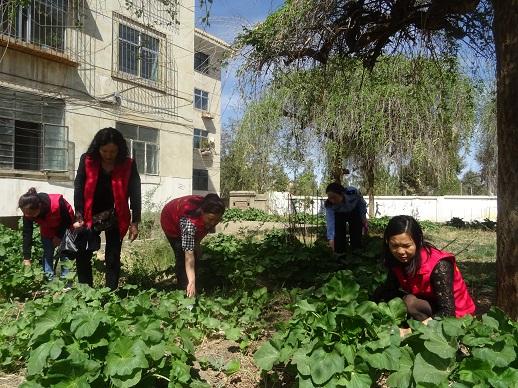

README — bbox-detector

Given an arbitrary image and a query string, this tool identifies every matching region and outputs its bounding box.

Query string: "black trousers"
[167,237,199,290]
[76,227,122,290]
[334,210,363,253]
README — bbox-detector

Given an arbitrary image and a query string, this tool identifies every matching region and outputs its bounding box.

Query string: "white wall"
[266,192,497,222]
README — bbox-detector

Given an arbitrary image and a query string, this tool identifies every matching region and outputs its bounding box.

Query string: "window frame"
[116,121,160,176]
[193,168,209,191]
[194,88,209,111]
[193,128,208,149]
[194,51,210,74]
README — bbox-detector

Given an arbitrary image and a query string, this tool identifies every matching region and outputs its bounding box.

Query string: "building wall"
[0,0,227,218]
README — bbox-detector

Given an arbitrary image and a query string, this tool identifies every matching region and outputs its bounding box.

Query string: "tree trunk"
[493,1,518,320]
[366,162,375,219]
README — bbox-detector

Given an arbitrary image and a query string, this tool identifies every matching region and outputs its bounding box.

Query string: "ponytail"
[18,187,40,210]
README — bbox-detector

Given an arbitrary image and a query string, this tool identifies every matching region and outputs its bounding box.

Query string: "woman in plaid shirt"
[161,194,225,296]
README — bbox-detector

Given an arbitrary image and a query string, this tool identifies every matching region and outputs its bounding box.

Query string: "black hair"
[18,187,41,210]
[86,127,129,163]
[324,182,345,208]
[200,193,225,215]
[383,215,433,277]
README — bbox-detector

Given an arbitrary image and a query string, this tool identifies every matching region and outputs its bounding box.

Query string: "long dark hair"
[383,215,433,277]
[86,127,129,163]
[18,187,41,210]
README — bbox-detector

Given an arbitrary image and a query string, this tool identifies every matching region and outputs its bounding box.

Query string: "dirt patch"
[194,338,261,387]
[0,374,24,388]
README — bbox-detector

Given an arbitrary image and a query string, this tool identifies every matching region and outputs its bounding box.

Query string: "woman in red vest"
[19,188,74,279]
[161,194,225,297]
[373,215,475,330]
[74,127,141,290]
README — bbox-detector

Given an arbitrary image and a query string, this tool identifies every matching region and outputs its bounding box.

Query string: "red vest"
[160,195,209,241]
[83,155,133,237]
[29,194,74,238]
[392,247,476,318]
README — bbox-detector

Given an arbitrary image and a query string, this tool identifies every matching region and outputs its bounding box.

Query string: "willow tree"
[236,0,518,320]
[238,56,474,216]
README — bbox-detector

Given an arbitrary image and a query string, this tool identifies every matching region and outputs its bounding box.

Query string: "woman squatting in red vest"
[161,194,225,297]
[19,188,74,280]
[73,127,141,290]
[373,215,476,336]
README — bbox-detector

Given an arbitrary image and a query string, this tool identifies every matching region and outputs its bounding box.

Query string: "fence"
[229,191,498,222]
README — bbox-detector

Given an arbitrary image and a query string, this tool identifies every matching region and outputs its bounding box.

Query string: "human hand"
[73,220,84,229]
[23,259,32,266]
[186,281,196,298]
[399,327,412,337]
[128,223,139,242]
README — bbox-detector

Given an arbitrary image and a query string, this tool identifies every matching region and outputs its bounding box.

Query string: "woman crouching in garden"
[161,194,225,297]
[373,215,475,333]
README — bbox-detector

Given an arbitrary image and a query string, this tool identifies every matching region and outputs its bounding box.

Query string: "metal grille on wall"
[0,0,85,62]
[111,12,177,118]
[0,86,68,172]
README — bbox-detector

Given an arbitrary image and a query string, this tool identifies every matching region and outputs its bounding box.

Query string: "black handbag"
[92,209,117,232]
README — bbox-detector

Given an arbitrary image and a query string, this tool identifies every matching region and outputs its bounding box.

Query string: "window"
[118,23,160,81]
[193,128,208,149]
[194,51,209,73]
[0,87,67,171]
[194,89,209,111]
[193,169,208,191]
[116,122,159,175]
[0,0,67,52]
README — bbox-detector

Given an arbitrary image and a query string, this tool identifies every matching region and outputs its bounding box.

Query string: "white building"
[0,0,229,223]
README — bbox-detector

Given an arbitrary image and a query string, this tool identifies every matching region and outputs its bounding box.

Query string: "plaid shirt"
[180,216,196,251]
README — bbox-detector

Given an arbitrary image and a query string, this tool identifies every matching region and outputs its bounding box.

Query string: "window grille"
[193,168,208,191]
[0,87,67,172]
[194,88,209,111]
[194,51,209,73]
[116,121,159,175]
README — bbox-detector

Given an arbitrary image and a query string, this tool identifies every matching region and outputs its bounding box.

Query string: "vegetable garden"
[0,219,515,388]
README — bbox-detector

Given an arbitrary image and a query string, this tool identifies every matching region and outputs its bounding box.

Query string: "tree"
[477,91,497,195]
[461,170,488,195]
[236,0,518,319]
[238,56,474,216]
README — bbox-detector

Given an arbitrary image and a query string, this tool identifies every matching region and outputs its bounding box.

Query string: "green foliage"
[221,208,281,223]
[446,217,497,231]
[0,222,45,301]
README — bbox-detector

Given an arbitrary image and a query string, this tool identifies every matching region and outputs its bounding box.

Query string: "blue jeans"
[41,237,70,280]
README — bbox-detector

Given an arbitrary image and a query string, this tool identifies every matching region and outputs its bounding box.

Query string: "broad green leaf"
[27,339,64,375]
[457,358,495,384]
[356,301,378,324]
[31,309,62,341]
[359,345,400,371]
[70,311,107,339]
[105,338,149,377]
[224,327,241,341]
[169,360,191,384]
[472,341,516,368]
[388,298,407,323]
[224,359,240,375]
[254,341,280,370]
[488,368,518,388]
[292,348,310,376]
[296,299,317,313]
[110,370,142,388]
[412,352,450,385]
[442,317,466,337]
[52,376,91,388]
[386,346,413,387]
[335,343,355,366]
[347,372,372,388]
[309,348,344,385]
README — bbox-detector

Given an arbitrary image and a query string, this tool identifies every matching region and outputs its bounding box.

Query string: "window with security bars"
[117,22,160,82]
[194,88,209,111]
[193,128,208,149]
[194,51,209,74]
[0,0,68,52]
[116,122,159,175]
[193,169,208,191]
[0,87,67,172]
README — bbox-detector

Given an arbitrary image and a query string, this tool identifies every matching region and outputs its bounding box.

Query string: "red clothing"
[160,195,208,241]
[28,194,74,238]
[83,156,133,237]
[392,247,476,317]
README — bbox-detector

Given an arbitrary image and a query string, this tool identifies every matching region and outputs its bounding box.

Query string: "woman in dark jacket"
[19,188,74,279]
[324,182,367,254]
[74,127,141,290]
[161,194,225,297]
